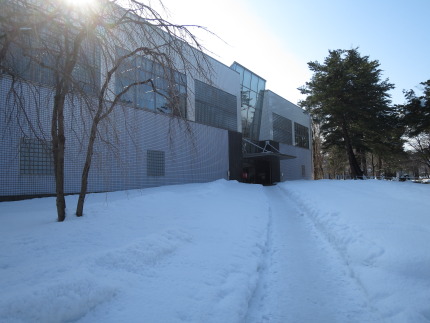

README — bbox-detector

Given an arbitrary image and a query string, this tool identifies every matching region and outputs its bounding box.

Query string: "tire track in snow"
[245,185,381,323]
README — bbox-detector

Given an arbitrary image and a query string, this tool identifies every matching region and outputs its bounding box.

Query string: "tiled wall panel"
[0,77,229,198]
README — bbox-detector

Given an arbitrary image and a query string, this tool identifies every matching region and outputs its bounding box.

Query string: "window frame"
[19,137,54,175]
[147,150,165,177]
[294,122,310,149]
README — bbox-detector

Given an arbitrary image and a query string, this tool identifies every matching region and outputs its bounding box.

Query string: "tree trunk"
[346,145,363,178]
[311,122,325,179]
[341,119,364,179]
[76,118,99,217]
[51,29,86,221]
[52,93,66,222]
[361,150,367,177]
[376,156,382,178]
[312,135,322,179]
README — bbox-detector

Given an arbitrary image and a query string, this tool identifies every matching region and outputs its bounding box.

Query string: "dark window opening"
[20,137,54,175]
[294,122,310,149]
[147,150,165,176]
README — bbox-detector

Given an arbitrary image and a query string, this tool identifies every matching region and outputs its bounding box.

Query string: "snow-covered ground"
[0,179,429,322]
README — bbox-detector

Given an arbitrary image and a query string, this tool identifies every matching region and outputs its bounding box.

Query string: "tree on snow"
[299,48,402,179]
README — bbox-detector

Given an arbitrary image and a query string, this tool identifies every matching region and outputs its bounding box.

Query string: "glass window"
[231,63,244,82]
[250,74,259,92]
[155,93,168,113]
[155,77,167,91]
[243,70,252,89]
[179,85,187,94]
[20,137,54,175]
[257,79,266,95]
[147,150,165,176]
[141,93,155,110]
[174,71,186,85]
[153,61,164,77]
[230,64,267,139]
[115,48,186,117]
[143,58,152,71]
[294,122,310,149]
[249,91,257,109]
[237,65,245,84]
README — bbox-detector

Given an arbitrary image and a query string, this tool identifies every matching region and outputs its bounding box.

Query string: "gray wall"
[0,76,229,198]
[279,144,313,181]
[187,57,241,132]
[259,90,311,143]
[259,90,313,180]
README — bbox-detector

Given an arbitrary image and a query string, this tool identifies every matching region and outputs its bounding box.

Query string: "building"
[231,62,312,184]
[0,1,311,200]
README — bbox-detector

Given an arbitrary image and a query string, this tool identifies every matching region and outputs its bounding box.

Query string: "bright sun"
[63,0,98,10]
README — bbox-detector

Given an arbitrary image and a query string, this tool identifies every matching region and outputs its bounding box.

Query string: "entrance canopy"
[242,139,296,161]
[241,139,296,185]
[243,152,296,161]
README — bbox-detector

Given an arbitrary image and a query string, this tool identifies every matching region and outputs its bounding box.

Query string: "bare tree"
[73,1,213,217]
[1,0,88,221]
[1,0,213,220]
[408,134,430,170]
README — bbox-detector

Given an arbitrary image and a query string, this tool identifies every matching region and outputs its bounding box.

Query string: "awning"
[243,152,296,161]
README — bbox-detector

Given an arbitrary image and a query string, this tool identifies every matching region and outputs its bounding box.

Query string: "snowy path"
[1,180,429,322]
[245,185,381,323]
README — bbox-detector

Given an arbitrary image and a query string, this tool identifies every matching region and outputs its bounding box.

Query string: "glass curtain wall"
[230,62,266,140]
[5,26,101,94]
[115,47,187,117]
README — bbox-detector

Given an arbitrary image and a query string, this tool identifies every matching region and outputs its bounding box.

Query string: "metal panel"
[0,76,230,198]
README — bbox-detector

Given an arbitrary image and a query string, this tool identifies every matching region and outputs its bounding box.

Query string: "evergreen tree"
[299,49,397,178]
[401,80,430,169]
[402,80,430,136]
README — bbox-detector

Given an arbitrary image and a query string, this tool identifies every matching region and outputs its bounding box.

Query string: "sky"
[157,0,429,106]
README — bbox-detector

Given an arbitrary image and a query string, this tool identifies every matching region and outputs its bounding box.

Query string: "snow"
[279,180,430,322]
[0,179,429,322]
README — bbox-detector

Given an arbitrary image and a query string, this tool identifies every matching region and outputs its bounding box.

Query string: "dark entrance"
[243,157,278,185]
[255,159,272,185]
[228,131,243,181]
[241,139,295,185]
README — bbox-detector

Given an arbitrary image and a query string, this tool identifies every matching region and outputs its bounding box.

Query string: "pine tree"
[401,80,430,169]
[299,49,397,178]
[402,80,430,136]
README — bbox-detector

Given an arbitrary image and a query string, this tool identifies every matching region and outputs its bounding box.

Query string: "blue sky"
[160,0,429,105]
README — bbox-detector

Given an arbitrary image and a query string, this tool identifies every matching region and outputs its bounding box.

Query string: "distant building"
[0,3,311,200]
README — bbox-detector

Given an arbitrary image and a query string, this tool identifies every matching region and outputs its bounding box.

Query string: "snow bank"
[0,180,270,323]
[1,179,429,322]
[279,179,430,323]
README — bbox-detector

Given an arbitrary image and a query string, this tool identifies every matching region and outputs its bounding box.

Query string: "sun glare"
[63,0,99,11]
